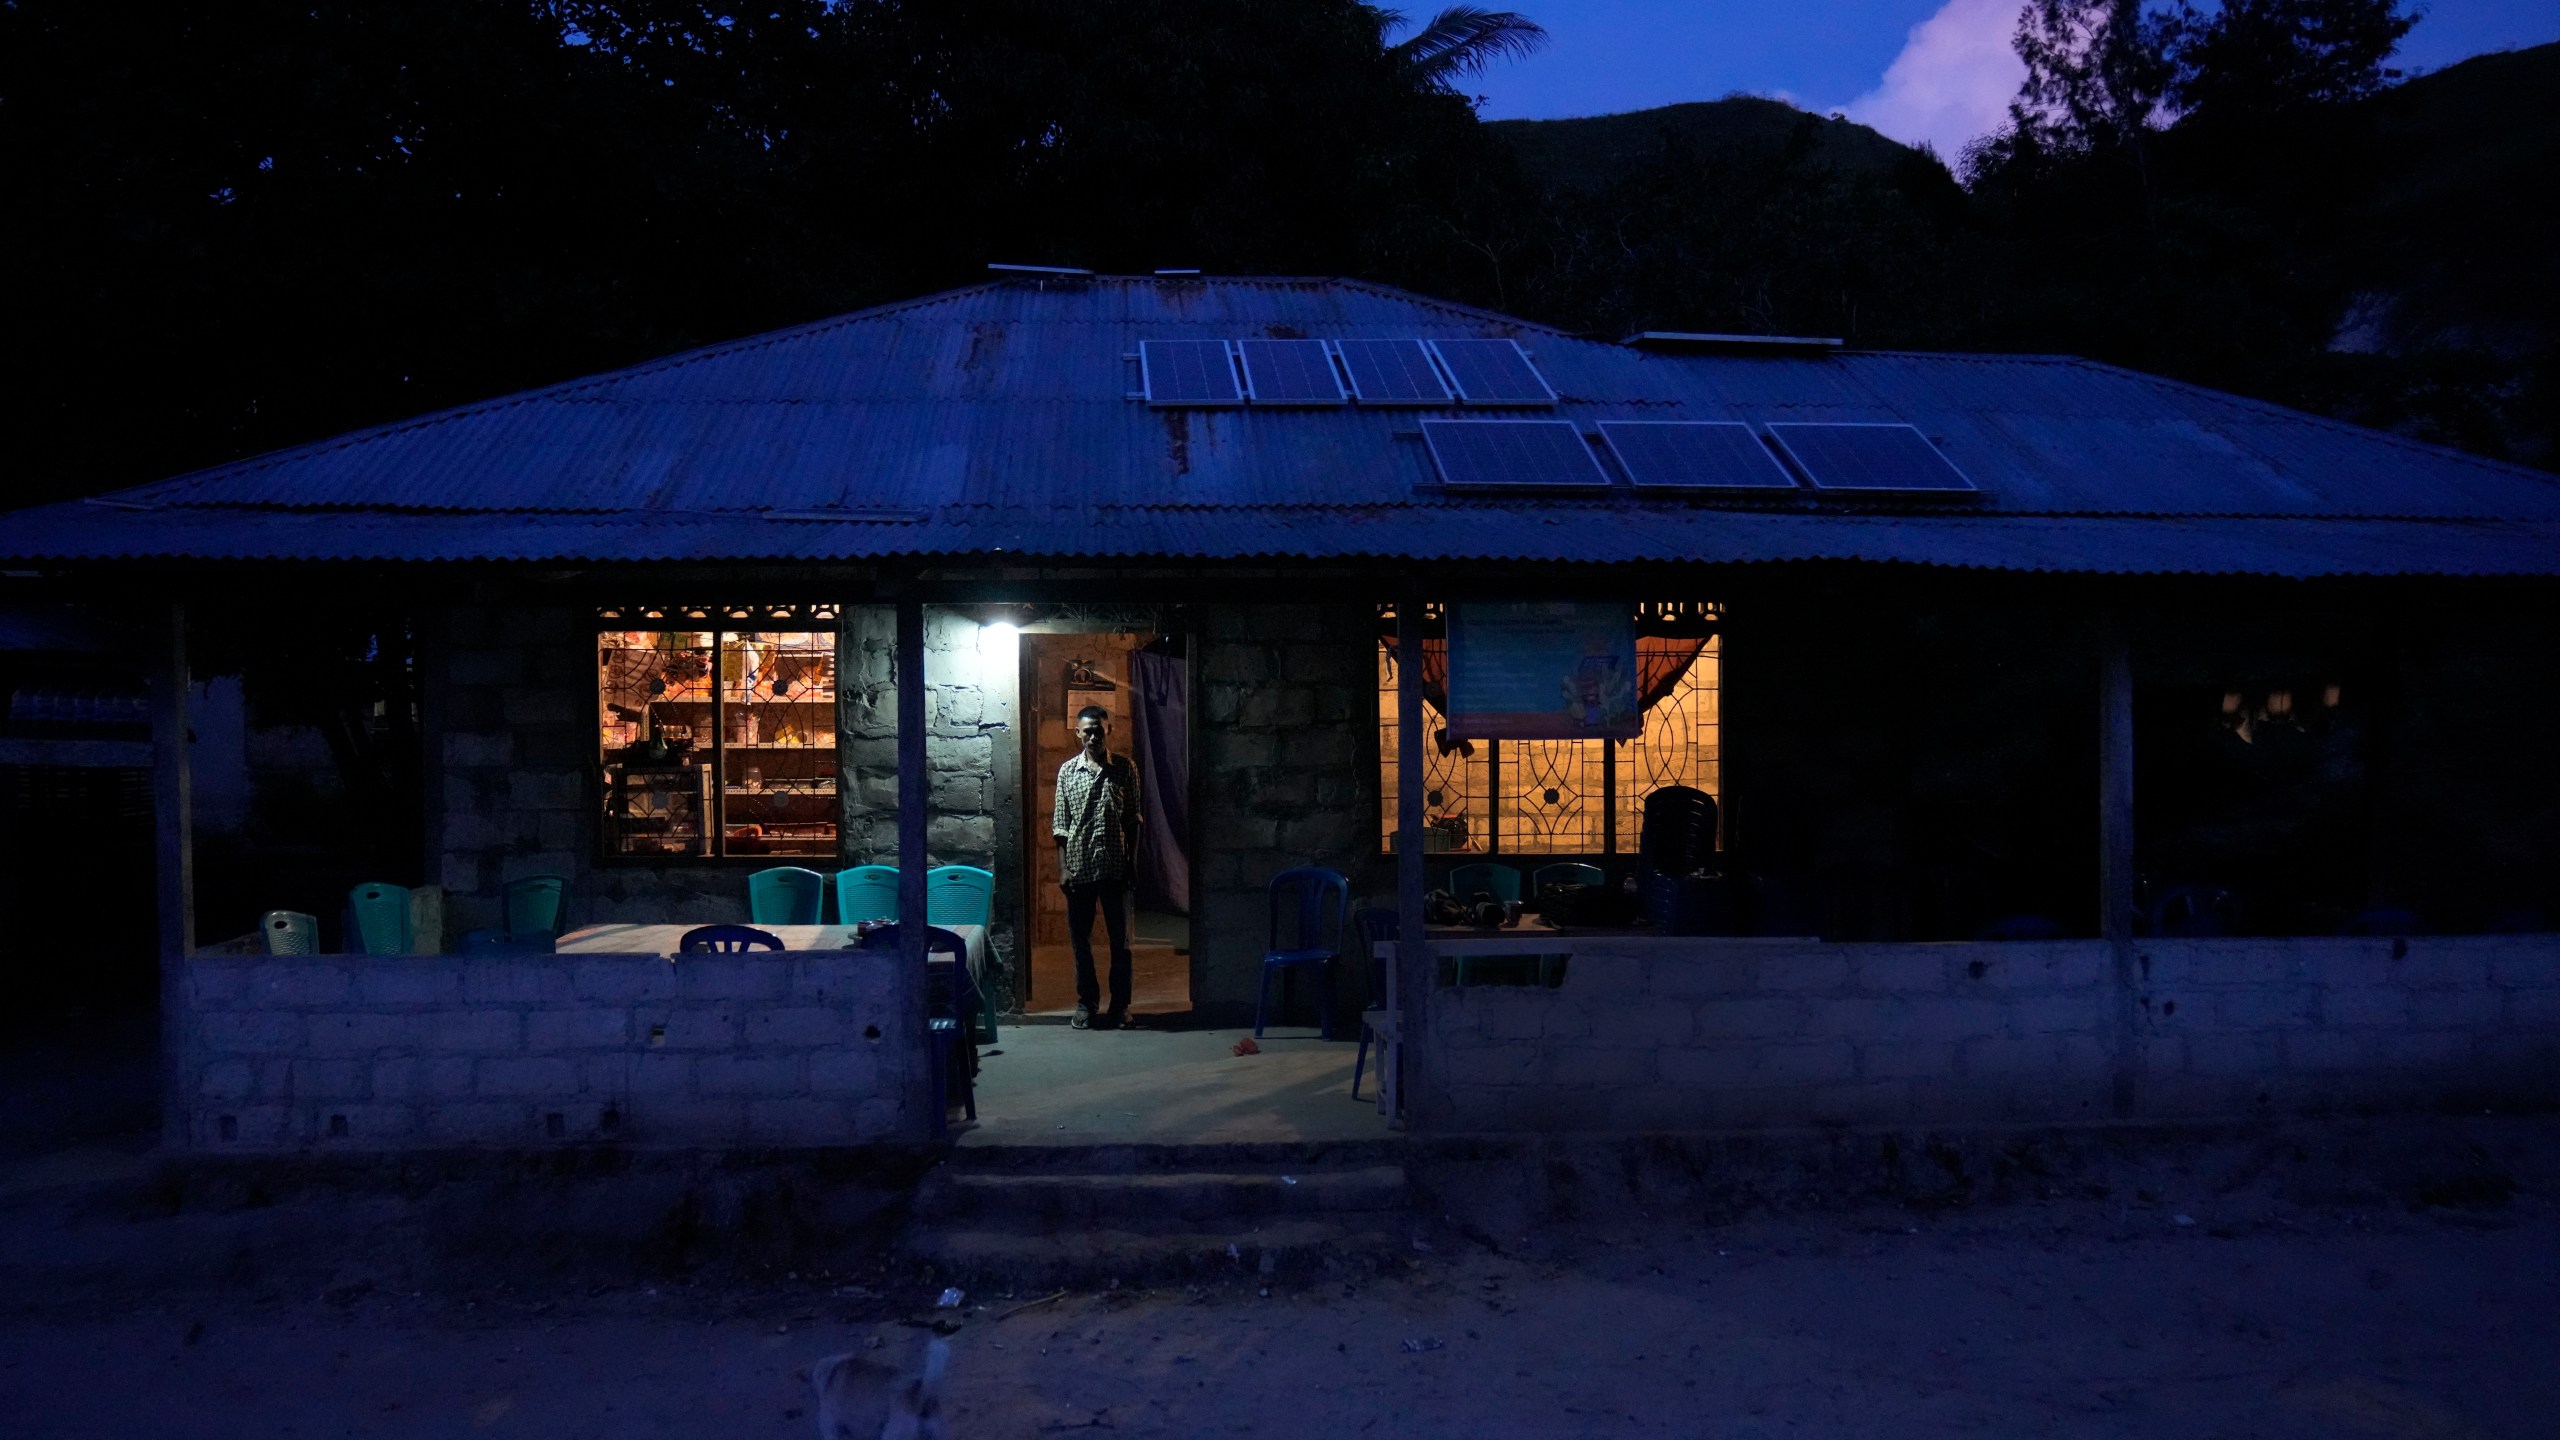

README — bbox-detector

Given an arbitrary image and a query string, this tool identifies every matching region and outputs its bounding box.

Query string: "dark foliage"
[0,0,2548,513]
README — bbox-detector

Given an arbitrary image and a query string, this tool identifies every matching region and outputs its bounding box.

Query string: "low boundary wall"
[175,950,926,1149]
[1415,935,2560,1132]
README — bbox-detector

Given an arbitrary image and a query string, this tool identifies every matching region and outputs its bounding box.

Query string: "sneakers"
[1070,1003,1092,1030]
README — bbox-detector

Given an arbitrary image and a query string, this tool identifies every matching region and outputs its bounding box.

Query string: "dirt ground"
[3,1178,2554,1439]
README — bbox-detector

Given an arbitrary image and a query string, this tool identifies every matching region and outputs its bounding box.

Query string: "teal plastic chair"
[1446,863,1522,905]
[925,865,996,927]
[1532,863,1604,897]
[748,866,826,925]
[347,882,414,955]
[925,865,998,1040]
[503,874,567,938]
[260,910,319,956]
[834,864,901,924]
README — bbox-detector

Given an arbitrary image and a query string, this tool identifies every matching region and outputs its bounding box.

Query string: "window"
[596,623,837,858]
[1377,606,1720,855]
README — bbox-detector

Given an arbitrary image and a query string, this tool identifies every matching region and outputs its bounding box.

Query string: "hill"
[1487,95,1940,196]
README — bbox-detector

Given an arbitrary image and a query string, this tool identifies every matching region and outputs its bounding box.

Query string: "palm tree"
[1381,5,1549,93]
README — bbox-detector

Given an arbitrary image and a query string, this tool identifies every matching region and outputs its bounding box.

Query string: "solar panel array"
[1138,340,1240,406]
[1598,422,1797,491]
[1765,423,1977,494]
[1236,339,1346,405]
[1429,339,1556,406]
[1421,420,1610,490]
[1334,339,1453,405]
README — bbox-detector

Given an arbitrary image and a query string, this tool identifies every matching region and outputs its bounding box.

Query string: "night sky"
[1467,0,2560,157]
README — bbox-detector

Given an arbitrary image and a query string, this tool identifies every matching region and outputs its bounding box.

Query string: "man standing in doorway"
[1053,704,1140,1029]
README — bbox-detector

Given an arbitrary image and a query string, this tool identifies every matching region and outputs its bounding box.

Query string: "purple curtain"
[1130,649,1190,914]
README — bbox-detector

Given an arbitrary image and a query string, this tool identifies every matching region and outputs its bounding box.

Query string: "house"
[5,272,2555,1148]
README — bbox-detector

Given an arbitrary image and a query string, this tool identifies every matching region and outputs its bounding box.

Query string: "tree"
[2162,0,2417,123]
[1381,6,1548,94]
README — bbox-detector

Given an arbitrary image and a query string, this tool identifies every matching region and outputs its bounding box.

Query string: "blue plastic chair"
[834,864,901,924]
[748,866,826,925]
[925,865,1000,1041]
[1446,863,1522,905]
[1532,863,1604,898]
[346,882,414,955]
[1256,867,1349,1039]
[926,865,996,927]
[678,924,785,953]
[1351,907,1397,1103]
[861,924,978,1137]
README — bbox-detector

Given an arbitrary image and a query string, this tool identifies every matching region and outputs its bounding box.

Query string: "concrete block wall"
[1192,601,1382,1021]
[175,949,927,1149]
[1418,935,2560,1133]
[2133,936,2560,1113]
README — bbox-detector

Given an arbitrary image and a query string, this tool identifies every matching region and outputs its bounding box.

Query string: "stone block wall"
[1416,935,2560,1133]
[1192,601,1382,1021]
[174,949,926,1149]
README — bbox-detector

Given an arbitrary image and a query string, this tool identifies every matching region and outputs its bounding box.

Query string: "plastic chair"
[503,875,567,937]
[1256,867,1349,1039]
[260,910,319,956]
[678,924,785,953]
[1351,907,1397,1104]
[925,865,996,927]
[925,865,1000,1042]
[834,864,901,924]
[346,882,414,956]
[2149,885,2238,938]
[1445,863,1522,905]
[1532,863,1604,899]
[748,866,826,925]
[861,924,978,1137]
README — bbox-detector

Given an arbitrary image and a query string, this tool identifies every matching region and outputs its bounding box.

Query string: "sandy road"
[3,1197,2552,1439]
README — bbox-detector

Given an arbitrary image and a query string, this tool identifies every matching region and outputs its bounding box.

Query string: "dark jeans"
[1063,879,1132,1012]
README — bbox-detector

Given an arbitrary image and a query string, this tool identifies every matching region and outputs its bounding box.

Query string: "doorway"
[1019,629,1193,1016]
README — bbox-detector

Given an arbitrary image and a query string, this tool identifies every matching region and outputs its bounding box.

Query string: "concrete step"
[905,1216,1417,1289]
[915,1164,1408,1225]
[899,1154,1417,1286]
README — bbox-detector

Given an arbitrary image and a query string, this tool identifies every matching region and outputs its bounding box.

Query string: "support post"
[2097,616,2138,1117]
[1392,592,1429,1127]
[149,603,195,1146]
[896,599,929,971]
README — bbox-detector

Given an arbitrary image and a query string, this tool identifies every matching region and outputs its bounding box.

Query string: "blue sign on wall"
[1446,601,1640,740]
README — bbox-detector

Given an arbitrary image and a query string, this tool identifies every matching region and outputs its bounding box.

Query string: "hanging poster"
[1445,601,1640,740]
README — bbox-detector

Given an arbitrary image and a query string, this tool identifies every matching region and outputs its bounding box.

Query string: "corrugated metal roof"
[8,275,2558,577]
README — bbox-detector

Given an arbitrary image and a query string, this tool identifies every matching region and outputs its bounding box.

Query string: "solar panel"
[1421,420,1611,490]
[1335,339,1453,405]
[1765,423,1977,494]
[1428,339,1557,406]
[1237,339,1346,405]
[1598,422,1799,491]
[1139,340,1241,406]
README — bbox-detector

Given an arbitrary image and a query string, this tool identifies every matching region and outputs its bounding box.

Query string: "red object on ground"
[1231,1037,1261,1056]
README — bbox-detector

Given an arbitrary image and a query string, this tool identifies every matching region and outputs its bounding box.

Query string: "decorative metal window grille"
[595,603,841,626]
[1375,617,1720,856]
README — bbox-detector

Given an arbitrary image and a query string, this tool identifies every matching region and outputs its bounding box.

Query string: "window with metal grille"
[1375,604,1720,855]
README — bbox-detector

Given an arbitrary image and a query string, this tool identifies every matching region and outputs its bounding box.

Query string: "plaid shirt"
[1053,750,1140,886]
